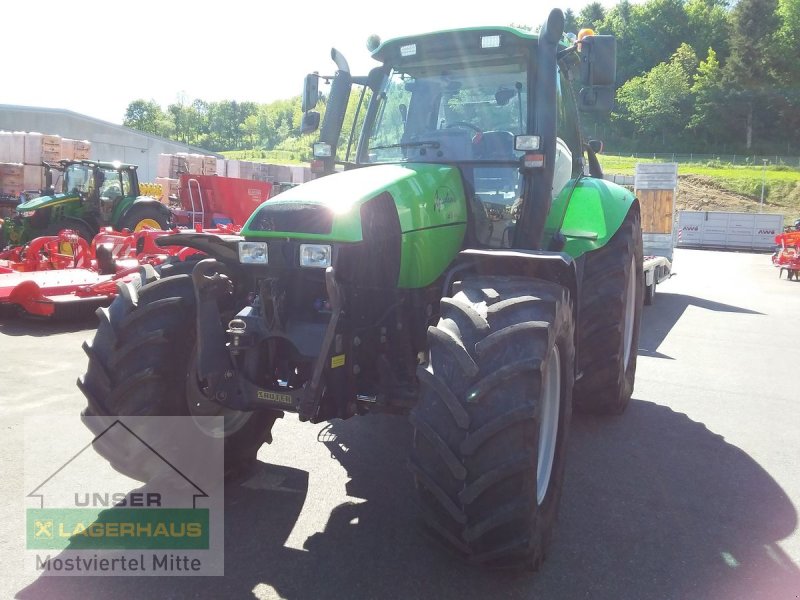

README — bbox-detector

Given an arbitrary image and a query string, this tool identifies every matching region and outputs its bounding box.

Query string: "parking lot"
[2,248,799,599]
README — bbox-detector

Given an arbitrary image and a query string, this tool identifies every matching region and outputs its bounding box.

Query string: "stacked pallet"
[157,153,219,178]
[226,160,272,181]
[155,153,220,202]
[0,163,23,196]
[60,139,92,161]
[154,177,181,205]
[0,130,93,195]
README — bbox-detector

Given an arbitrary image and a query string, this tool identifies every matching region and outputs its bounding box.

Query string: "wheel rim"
[622,255,637,366]
[186,361,252,438]
[537,346,561,506]
[134,218,161,232]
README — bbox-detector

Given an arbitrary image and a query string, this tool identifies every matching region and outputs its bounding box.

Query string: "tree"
[578,2,606,29]
[123,100,169,136]
[685,0,731,62]
[689,48,727,148]
[602,0,691,83]
[564,9,579,34]
[614,46,695,146]
[724,0,781,148]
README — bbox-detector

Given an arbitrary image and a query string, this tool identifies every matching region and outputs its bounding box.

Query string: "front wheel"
[574,206,644,415]
[78,272,281,481]
[410,276,575,569]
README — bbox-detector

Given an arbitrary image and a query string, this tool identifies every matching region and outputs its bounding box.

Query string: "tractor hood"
[241,163,467,242]
[17,193,78,212]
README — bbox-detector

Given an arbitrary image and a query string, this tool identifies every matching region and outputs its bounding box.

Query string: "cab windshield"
[364,60,527,165]
[363,58,529,248]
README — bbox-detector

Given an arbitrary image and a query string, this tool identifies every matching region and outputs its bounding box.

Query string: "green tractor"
[0,159,172,248]
[79,10,642,569]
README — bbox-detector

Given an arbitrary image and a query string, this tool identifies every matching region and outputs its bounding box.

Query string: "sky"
[4,0,628,125]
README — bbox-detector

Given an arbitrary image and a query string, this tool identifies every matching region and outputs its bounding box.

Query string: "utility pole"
[760,159,768,212]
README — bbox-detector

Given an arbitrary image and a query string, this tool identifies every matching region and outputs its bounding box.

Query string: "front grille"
[250,203,334,235]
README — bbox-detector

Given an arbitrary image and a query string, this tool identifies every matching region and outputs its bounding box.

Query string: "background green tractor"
[0,159,172,248]
[79,9,642,570]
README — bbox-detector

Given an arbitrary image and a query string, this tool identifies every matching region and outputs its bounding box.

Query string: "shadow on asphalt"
[17,400,800,600]
[639,292,763,360]
[0,312,97,337]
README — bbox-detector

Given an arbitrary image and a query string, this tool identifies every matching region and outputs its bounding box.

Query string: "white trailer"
[635,163,677,305]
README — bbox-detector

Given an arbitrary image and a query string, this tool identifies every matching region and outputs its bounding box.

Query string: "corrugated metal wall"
[677,211,783,251]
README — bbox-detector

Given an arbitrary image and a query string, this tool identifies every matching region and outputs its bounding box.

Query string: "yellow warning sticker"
[331,354,346,369]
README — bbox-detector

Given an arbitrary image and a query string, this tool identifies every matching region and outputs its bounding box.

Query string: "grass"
[599,154,800,216]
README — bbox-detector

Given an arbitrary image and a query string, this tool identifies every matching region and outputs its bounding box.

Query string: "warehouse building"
[0,104,219,183]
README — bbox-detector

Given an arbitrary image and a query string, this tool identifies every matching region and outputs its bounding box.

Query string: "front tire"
[78,272,281,482]
[45,217,95,243]
[410,276,575,569]
[573,206,643,415]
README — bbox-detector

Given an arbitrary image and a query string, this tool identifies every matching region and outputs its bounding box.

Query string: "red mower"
[0,225,233,317]
[772,230,800,280]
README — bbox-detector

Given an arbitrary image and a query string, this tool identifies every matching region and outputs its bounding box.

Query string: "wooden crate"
[636,188,675,234]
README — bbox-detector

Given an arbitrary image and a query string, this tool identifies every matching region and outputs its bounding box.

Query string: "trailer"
[636,163,677,304]
[171,174,273,229]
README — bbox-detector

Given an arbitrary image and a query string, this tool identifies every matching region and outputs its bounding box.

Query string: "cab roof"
[49,159,138,171]
[370,26,548,64]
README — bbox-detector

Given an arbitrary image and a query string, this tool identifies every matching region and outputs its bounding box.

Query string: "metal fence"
[605,153,800,167]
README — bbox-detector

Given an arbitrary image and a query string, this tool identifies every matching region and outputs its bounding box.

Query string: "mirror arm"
[557,44,577,60]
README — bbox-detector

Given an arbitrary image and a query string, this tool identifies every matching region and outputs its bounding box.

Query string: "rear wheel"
[574,207,644,415]
[410,276,575,569]
[78,272,281,482]
[118,203,170,232]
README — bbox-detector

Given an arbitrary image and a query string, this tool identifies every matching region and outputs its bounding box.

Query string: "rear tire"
[574,206,644,415]
[410,276,575,569]
[78,272,280,482]
[118,203,171,232]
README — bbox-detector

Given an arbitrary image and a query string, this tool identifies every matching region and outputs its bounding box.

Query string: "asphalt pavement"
[1,248,799,600]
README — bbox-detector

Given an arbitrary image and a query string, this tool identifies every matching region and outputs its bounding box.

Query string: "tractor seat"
[475,130,515,160]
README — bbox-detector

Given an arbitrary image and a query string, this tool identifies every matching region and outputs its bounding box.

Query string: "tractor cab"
[302,25,615,252]
[60,160,139,220]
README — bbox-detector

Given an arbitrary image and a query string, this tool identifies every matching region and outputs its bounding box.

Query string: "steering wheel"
[446,121,482,133]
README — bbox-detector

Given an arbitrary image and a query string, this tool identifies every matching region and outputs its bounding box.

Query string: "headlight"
[238,241,268,264]
[21,211,35,217]
[299,244,331,268]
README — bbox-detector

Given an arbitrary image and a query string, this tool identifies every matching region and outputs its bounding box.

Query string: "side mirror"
[301,111,321,134]
[580,35,616,87]
[302,73,320,112]
[588,139,604,154]
[578,86,615,113]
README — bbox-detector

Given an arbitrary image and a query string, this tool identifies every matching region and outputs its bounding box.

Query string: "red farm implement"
[772,230,800,280]
[171,174,273,228]
[0,226,233,317]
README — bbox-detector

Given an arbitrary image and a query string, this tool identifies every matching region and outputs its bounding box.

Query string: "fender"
[544,176,638,259]
[446,248,581,375]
